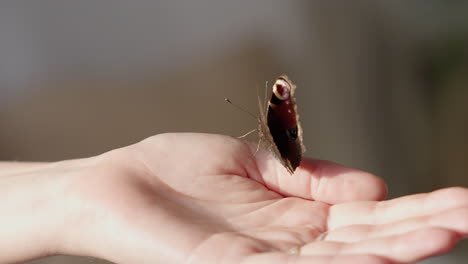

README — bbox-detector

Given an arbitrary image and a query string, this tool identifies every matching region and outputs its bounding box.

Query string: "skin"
[0,133,467,264]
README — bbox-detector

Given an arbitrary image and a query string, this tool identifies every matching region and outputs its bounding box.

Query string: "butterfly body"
[258,75,305,174]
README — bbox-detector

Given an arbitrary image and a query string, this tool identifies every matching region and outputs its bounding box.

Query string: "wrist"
[57,148,185,263]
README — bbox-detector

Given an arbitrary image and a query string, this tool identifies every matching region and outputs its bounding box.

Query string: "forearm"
[0,161,81,263]
[0,162,47,177]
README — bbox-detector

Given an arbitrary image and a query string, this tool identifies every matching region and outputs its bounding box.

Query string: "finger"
[251,147,387,203]
[301,227,460,263]
[329,187,468,229]
[324,207,468,243]
[299,159,387,203]
[241,253,390,264]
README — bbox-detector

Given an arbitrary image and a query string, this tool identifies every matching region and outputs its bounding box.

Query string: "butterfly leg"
[254,138,262,156]
[237,129,257,139]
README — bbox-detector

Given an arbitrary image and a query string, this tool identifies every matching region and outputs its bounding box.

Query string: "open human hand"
[2,133,467,264]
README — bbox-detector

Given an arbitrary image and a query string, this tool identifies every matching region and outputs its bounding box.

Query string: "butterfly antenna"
[224,98,258,120]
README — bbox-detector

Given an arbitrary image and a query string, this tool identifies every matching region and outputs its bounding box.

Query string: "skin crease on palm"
[1,133,468,264]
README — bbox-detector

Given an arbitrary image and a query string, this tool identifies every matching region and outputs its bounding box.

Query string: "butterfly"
[258,75,305,174]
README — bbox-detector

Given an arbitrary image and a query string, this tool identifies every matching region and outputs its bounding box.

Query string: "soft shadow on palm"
[99,133,467,264]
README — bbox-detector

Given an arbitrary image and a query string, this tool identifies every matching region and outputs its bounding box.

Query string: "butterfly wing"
[258,75,304,174]
[258,92,285,167]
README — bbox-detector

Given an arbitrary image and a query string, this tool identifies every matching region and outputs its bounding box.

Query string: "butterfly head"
[273,78,291,101]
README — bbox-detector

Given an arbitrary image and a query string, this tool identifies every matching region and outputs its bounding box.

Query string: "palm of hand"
[77,133,468,264]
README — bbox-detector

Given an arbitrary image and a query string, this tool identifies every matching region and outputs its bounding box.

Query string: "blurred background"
[1,1,467,263]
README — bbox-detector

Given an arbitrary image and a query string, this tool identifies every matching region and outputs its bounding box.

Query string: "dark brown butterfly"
[258,75,305,174]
